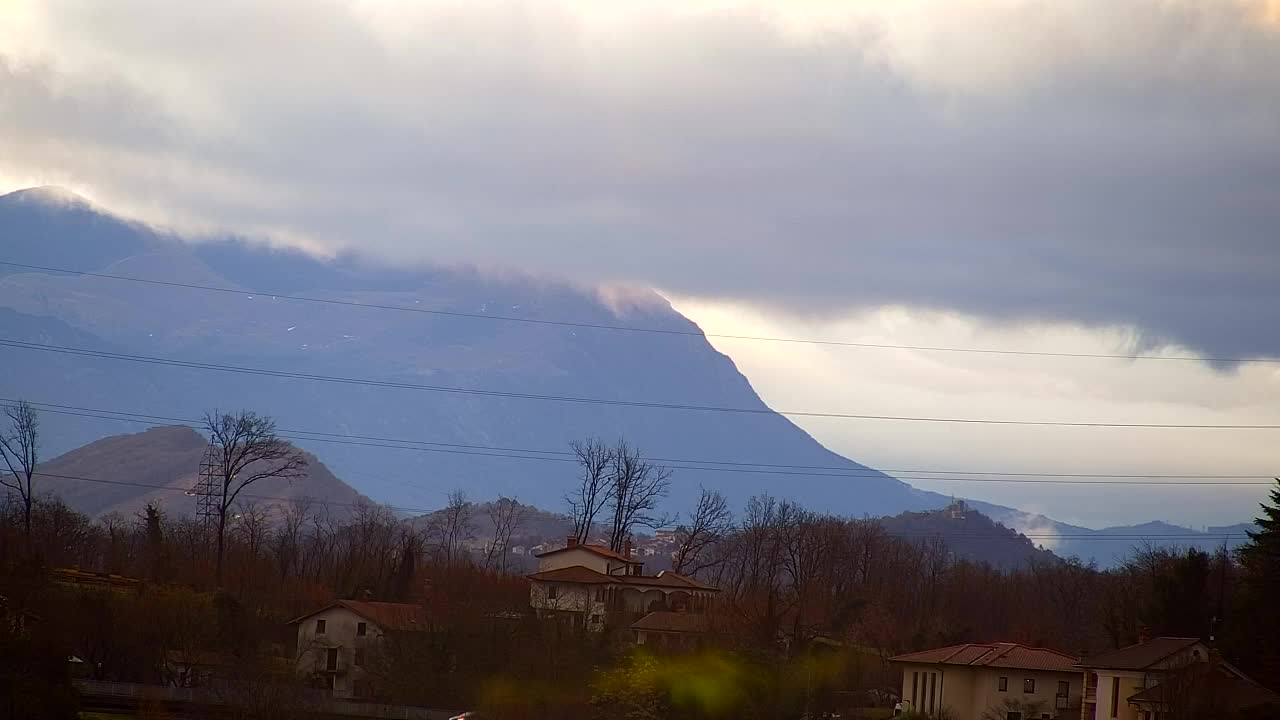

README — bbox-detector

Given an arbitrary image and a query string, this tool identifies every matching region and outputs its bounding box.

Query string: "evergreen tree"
[1237,478,1280,679]
[1240,479,1280,591]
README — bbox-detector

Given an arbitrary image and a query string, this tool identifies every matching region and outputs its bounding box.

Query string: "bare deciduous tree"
[606,441,671,553]
[0,400,39,549]
[484,496,526,573]
[671,487,732,575]
[566,438,613,543]
[204,409,308,586]
[429,490,476,568]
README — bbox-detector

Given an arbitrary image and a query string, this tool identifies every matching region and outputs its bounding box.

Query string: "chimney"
[1137,626,1151,645]
[624,538,633,559]
[567,535,578,547]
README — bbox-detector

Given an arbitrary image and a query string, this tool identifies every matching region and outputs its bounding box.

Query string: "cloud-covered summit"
[3,0,1279,357]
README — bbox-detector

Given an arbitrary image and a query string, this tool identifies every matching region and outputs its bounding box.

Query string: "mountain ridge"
[0,186,1255,566]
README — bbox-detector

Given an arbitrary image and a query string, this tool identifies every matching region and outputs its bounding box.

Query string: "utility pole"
[1212,536,1228,646]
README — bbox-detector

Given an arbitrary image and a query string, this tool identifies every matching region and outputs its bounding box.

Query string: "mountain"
[976,509,1255,567]
[0,187,946,520]
[879,502,1059,570]
[33,426,367,518]
[0,187,1254,565]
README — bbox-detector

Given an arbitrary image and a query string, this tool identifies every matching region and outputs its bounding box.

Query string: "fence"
[74,679,456,719]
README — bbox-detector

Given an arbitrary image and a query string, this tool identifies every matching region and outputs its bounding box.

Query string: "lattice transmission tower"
[191,438,222,531]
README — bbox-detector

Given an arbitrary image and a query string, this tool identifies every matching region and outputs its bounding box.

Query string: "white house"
[1077,636,1278,720]
[527,537,717,631]
[290,599,428,698]
[890,642,1083,720]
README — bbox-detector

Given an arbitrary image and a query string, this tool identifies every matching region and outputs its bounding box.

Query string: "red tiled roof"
[630,611,715,634]
[289,600,429,632]
[535,543,642,564]
[1078,637,1201,670]
[891,643,1078,672]
[527,566,614,584]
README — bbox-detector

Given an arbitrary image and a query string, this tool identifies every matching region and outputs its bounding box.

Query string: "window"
[1111,677,1120,718]
[356,622,367,637]
[1023,678,1036,694]
[998,676,1008,692]
[911,671,919,707]
[929,673,937,713]
[354,648,365,667]
[325,647,338,671]
[1058,680,1069,698]
[547,585,559,600]
[315,619,326,634]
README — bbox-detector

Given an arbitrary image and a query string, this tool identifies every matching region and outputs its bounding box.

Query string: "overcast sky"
[2,0,1279,527]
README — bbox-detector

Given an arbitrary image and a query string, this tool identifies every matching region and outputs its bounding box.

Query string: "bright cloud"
[668,297,1280,527]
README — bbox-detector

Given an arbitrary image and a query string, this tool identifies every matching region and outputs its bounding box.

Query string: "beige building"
[1078,636,1279,720]
[891,642,1082,719]
[290,599,428,698]
[527,538,717,631]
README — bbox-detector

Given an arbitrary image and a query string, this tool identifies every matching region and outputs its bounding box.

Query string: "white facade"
[294,605,383,698]
[536,545,637,575]
[1081,641,1210,720]
[898,664,1082,720]
[528,545,716,630]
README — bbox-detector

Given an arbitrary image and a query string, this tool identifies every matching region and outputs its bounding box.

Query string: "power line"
[27,470,1253,542]
[5,338,1280,429]
[4,259,1276,365]
[25,398,1278,478]
[7,398,1276,486]
[31,470,436,515]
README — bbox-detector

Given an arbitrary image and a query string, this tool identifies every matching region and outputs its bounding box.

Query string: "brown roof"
[528,566,718,591]
[527,566,614,584]
[619,571,718,591]
[535,543,642,564]
[1128,664,1280,710]
[630,611,715,634]
[289,600,429,632]
[891,643,1079,672]
[1078,637,1201,670]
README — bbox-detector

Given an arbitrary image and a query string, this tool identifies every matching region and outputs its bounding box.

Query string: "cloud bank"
[3,0,1280,358]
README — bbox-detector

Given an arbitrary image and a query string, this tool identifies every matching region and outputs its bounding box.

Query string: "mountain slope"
[0,187,944,519]
[34,426,367,518]
[880,502,1059,570]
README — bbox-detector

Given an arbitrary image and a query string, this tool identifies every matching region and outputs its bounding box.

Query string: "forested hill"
[33,425,366,518]
[879,502,1059,570]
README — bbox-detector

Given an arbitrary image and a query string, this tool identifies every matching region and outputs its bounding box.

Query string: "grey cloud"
[3,0,1280,357]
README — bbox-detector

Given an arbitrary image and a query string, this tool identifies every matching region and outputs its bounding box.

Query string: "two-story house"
[290,599,428,698]
[890,642,1083,719]
[527,537,718,631]
[1078,636,1279,720]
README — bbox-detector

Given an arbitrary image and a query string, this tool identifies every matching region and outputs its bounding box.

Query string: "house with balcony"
[1077,636,1278,720]
[890,642,1082,719]
[290,599,428,698]
[527,537,718,631]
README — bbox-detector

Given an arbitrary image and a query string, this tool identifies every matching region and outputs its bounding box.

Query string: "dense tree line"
[1,402,1278,717]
